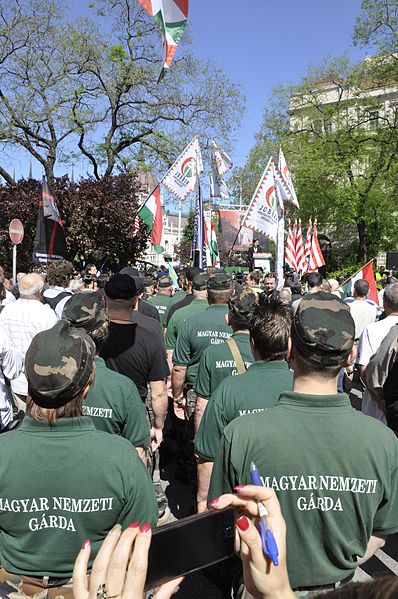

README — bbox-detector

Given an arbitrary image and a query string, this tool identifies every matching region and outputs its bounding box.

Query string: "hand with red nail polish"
[73,522,183,599]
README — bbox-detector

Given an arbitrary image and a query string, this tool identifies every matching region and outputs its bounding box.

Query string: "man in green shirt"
[0,320,156,597]
[194,287,257,433]
[147,275,173,326]
[209,292,398,592]
[62,293,150,461]
[196,297,293,513]
[165,273,209,355]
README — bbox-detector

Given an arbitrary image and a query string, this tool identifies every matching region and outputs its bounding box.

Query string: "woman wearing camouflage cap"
[0,320,157,599]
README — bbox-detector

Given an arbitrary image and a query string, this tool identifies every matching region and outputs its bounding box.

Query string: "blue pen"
[249,461,279,566]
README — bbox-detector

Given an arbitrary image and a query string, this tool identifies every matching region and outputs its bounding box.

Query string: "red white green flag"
[339,260,379,305]
[241,157,279,241]
[161,136,202,201]
[138,0,188,80]
[138,185,164,254]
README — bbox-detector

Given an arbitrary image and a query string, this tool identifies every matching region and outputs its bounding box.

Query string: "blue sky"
[7,0,367,180]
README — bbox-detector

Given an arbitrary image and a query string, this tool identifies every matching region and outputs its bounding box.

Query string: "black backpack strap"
[43,291,72,310]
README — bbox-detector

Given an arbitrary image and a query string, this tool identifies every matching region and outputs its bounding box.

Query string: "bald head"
[19,273,44,299]
[384,283,398,314]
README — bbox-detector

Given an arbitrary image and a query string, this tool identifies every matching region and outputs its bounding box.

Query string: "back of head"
[207,273,233,304]
[192,273,209,298]
[291,291,355,379]
[383,282,398,313]
[62,292,108,351]
[19,273,44,299]
[119,266,140,278]
[185,266,202,283]
[278,288,292,305]
[250,297,292,361]
[228,287,257,330]
[325,577,398,599]
[249,271,261,285]
[46,260,74,288]
[354,279,369,298]
[25,321,96,423]
[307,272,323,289]
[105,274,137,308]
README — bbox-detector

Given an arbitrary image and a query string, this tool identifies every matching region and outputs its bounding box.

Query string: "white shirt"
[357,314,398,423]
[0,325,23,428]
[0,299,57,395]
[0,290,16,306]
[345,299,377,340]
[42,286,73,320]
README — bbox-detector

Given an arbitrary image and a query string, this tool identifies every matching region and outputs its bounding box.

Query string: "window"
[368,110,379,130]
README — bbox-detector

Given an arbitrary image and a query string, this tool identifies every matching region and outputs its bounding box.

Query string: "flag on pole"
[278,148,299,208]
[210,169,230,199]
[308,221,325,272]
[338,260,379,305]
[210,221,220,268]
[301,220,312,274]
[138,185,164,254]
[204,210,212,266]
[161,136,202,201]
[295,220,305,273]
[192,175,206,268]
[211,139,233,176]
[33,178,68,264]
[138,0,188,81]
[241,158,279,241]
[168,263,179,288]
[285,221,297,271]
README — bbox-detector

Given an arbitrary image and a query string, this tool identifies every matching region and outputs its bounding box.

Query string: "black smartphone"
[144,507,236,589]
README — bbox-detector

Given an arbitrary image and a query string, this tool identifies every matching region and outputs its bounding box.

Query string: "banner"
[138,0,189,80]
[278,148,299,208]
[161,136,202,201]
[339,260,378,305]
[139,185,164,253]
[33,179,68,264]
[241,158,279,241]
[192,176,206,268]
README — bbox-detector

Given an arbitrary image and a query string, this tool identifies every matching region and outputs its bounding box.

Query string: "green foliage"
[174,210,194,264]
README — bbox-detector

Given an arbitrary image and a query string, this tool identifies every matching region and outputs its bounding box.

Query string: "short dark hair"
[384,283,398,312]
[249,298,292,361]
[249,271,261,284]
[208,288,232,305]
[354,279,369,298]
[293,347,342,380]
[307,272,323,289]
[46,260,74,288]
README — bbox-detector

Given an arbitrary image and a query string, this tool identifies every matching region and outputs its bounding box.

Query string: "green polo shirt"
[196,360,292,460]
[84,357,150,448]
[173,304,232,386]
[209,392,398,589]
[165,299,209,350]
[0,416,157,577]
[147,293,172,326]
[194,332,254,400]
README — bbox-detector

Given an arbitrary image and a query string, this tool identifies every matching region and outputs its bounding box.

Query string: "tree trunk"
[357,219,368,264]
[0,165,16,186]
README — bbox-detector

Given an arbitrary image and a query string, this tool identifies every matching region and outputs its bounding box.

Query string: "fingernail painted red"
[82,539,90,550]
[209,497,220,506]
[129,522,139,529]
[141,523,151,533]
[236,516,250,532]
[234,485,246,491]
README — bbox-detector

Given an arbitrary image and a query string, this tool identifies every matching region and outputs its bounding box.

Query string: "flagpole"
[178,202,182,245]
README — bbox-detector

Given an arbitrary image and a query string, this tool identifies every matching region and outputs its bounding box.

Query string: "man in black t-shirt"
[100,274,169,449]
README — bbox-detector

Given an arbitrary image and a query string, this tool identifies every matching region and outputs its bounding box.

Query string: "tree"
[0,0,245,185]
[238,56,398,264]
[354,0,398,53]
[0,174,149,273]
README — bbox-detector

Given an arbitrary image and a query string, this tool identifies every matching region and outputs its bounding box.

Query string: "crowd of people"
[0,259,397,599]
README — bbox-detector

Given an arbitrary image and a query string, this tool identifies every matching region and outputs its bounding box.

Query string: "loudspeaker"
[386,252,398,270]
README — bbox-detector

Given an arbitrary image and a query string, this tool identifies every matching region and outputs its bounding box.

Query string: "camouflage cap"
[207,272,233,291]
[62,292,107,332]
[228,287,257,323]
[158,276,172,288]
[25,320,96,409]
[143,277,155,287]
[291,291,355,366]
[192,273,209,291]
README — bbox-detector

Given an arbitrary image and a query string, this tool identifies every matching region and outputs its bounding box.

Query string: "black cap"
[186,266,202,282]
[207,272,233,291]
[132,276,144,294]
[193,273,209,291]
[105,274,137,299]
[143,277,155,287]
[119,267,140,278]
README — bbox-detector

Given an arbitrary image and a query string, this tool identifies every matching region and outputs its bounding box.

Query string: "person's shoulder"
[353,411,398,448]
[222,410,269,440]
[134,310,162,334]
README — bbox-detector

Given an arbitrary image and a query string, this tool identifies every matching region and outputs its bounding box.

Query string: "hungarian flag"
[33,179,68,264]
[285,221,297,271]
[210,221,220,268]
[138,0,188,81]
[308,221,325,272]
[138,185,164,254]
[339,260,379,304]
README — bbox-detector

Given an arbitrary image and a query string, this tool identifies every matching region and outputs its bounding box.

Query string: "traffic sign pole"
[12,244,17,285]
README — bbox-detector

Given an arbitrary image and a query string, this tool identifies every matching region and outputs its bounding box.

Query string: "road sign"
[9,219,24,245]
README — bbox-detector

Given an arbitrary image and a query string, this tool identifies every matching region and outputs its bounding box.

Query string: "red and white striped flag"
[285,221,297,271]
[132,214,140,237]
[308,221,325,271]
[295,220,305,273]
[301,220,312,274]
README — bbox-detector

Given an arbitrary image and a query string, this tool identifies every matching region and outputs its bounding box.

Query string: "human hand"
[211,486,294,599]
[150,427,163,452]
[73,523,183,599]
